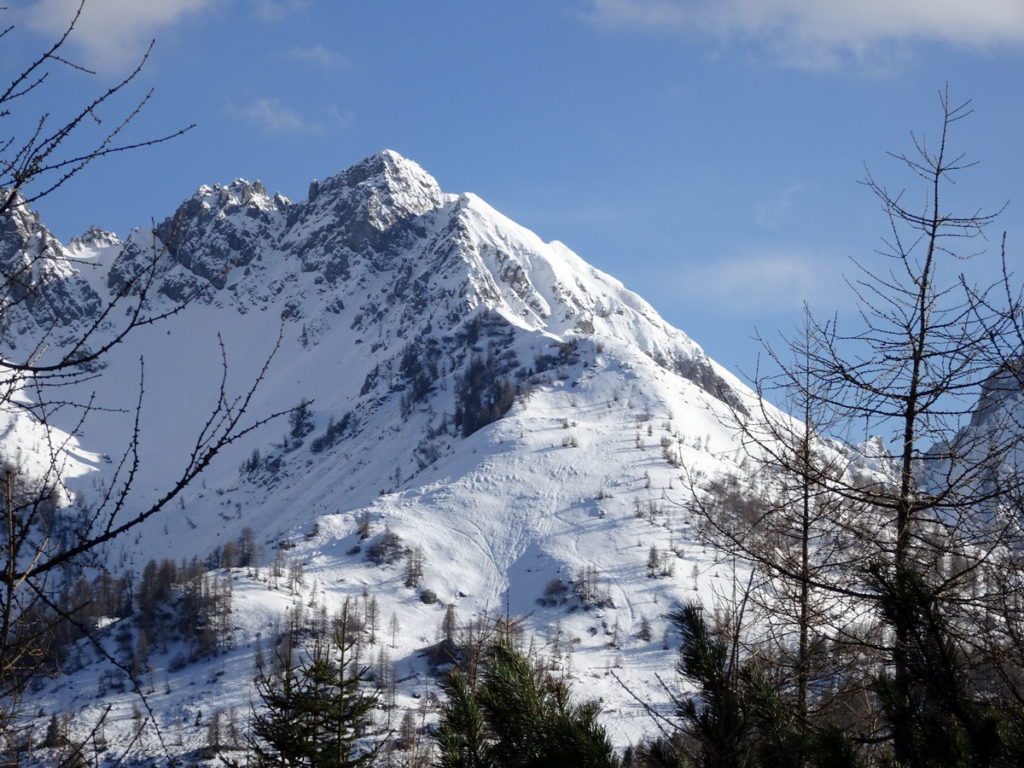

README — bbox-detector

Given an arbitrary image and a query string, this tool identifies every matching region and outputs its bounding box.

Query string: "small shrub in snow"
[241,449,261,474]
[366,528,405,565]
[537,578,569,607]
[310,412,352,454]
[356,510,372,540]
[638,616,653,642]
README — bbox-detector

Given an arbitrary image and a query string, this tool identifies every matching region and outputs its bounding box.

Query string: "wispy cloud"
[287,43,350,71]
[227,98,353,134]
[228,98,307,133]
[584,0,1024,70]
[754,184,803,230]
[253,0,308,21]
[678,248,845,313]
[24,0,220,72]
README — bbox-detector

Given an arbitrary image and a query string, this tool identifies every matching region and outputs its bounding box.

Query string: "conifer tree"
[41,713,64,749]
[442,604,458,643]
[659,602,861,768]
[435,638,620,768]
[247,616,380,768]
[437,669,493,768]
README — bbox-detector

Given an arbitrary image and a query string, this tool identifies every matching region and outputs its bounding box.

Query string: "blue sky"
[7,0,1024,376]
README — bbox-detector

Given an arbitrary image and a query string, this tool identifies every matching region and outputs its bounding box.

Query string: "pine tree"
[647,546,659,579]
[365,595,379,645]
[638,616,653,643]
[389,613,400,650]
[132,628,150,678]
[398,709,418,751]
[247,618,380,767]
[664,601,862,768]
[289,398,315,440]
[206,709,222,754]
[238,527,259,568]
[442,604,458,643]
[42,713,64,749]
[435,639,620,768]
[437,669,493,768]
[255,632,266,675]
[404,547,425,589]
[357,512,372,541]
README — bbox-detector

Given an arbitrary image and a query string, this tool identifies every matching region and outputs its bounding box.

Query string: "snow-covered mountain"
[5,151,776,758]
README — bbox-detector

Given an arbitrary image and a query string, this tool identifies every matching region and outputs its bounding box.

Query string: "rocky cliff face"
[0,194,101,349]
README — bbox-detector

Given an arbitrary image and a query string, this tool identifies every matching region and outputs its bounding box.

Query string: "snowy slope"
[6,151,771,759]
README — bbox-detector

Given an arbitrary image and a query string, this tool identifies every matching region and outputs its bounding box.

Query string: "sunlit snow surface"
[12,151,769,758]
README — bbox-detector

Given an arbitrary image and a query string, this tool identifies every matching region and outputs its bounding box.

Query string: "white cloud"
[24,0,221,72]
[678,248,844,313]
[287,43,350,71]
[227,98,353,134]
[585,0,1024,70]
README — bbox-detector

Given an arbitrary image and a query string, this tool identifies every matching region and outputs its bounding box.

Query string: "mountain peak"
[69,225,121,250]
[349,148,426,180]
[283,151,445,271]
[310,149,444,222]
[137,177,289,291]
[316,149,435,192]
[189,178,282,212]
[970,361,1024,428]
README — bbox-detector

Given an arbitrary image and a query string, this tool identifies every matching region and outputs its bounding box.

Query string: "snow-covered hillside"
[4,151,776,760]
